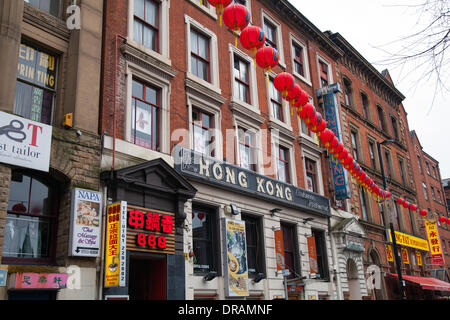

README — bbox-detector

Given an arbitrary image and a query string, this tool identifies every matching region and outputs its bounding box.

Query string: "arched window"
[2,171,58,264]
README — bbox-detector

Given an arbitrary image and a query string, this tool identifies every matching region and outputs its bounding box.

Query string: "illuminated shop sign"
[174,147,331,217]
[126,205,175,255]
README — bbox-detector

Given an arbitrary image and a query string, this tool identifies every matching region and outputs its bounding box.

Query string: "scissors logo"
[0,120,27,143]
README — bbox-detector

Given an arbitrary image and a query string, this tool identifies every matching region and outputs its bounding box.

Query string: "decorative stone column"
[0,0,24,113]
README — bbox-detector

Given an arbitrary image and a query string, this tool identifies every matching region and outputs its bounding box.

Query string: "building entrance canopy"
[387,273,450,292]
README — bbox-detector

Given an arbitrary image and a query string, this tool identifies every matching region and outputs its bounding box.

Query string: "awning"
[387,273,450,291]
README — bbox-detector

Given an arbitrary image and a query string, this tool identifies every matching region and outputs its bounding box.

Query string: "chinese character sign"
[415,251,422,266]
[401,248,409,265]
[14,273,68,289]
[425,221,445,265]
[385,244,394,262]
[127,205,175,255]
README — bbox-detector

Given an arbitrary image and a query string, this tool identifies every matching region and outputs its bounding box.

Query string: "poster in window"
[307,236,318,274]
[69,188,103,257]
[306,175,314,192]
[274,229,285,271]
[222,219,249,297]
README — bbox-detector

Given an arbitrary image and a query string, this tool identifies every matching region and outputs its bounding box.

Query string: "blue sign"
[0,270,7,287]
[317,84,351,200]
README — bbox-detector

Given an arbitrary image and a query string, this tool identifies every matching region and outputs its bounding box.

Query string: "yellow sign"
[401,248,409,265]
[416,251,422,266]
[104,202,127,288]
[425,221,445,264]
[388,230,429,251]
[385,244,394,262]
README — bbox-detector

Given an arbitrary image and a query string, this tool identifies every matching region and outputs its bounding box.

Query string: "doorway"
[128,254,167,300]
[346,259,362,300]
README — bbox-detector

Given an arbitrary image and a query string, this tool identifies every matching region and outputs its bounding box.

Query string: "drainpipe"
[113,34,127,169]
[329,216,343,300]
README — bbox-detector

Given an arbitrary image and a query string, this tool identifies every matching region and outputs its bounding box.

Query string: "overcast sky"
[289,0,450,179]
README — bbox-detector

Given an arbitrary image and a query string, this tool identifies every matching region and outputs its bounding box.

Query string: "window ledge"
[185,76,226,107]
[23,2,70,41]
[187,0,218,20]
[229,100,264,125]
[293,72,312,88]
[267,119,296,141]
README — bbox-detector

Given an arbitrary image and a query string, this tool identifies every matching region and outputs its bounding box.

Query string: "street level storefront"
[386,273,450,299]
[100,158,196,300]
[174,147,334,300]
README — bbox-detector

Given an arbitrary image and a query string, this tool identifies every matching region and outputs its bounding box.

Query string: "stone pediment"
[332,217,365,237]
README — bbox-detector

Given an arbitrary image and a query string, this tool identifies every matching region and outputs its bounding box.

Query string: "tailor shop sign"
[174,147,330,216]
[0,111,52,172]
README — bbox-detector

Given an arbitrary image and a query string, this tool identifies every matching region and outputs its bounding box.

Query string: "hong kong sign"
[316,83,351,200]
[174,146,331,217]
[0,111,52,172]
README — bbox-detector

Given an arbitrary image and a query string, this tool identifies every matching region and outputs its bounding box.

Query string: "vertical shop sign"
[415,251,422,266]
[274,229,285,271]
[316,84,350,200]
[425,221,445,264]
[307,236,318,275]
[385,244,394,262]
[104,202,127,288]
[69,188,102,257]
[222,219,249,297]
[401,248,409,265]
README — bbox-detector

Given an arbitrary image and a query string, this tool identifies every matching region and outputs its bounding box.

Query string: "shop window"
[25,0,61,18]
[131,79,160,151]
[277,146,291,184]
[192,205,219,275]
[15,43,58,125]
[2,171,58,264]
[192,108,215,157]
[242,214,265,277]
[238,127,257,172]
[133,0,159,52]
[281,223,299,279]
[312,229,329,280]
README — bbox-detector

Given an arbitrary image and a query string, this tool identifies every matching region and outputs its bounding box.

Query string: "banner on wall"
[401,248,410,265]
[222,219,249,297]
[385,244,394,262]
[274,229,285,271]
[307,236,318,275]
[415,251,422,266]
[425,221,445,264]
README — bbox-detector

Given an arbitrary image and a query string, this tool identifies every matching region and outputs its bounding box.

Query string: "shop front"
[174,147,333,300]
[100,158,197,300]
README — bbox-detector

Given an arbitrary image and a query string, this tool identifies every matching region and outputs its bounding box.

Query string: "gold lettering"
[225,167,236,185]
[212,163,223,180]
[285,187,293,201]
[275,184,284,199]
[266,181,274,196]
[238,171,248,188]
[199,158,210,177]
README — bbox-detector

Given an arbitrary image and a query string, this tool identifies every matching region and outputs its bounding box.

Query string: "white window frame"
[229,44,259,114]
[127,0,172,66]
[233,115,263,173]
[187,0,218,19]
[266,71,293,132]
[302,149,324,195]
[289,33,311,86]
[316,53,333,88]
[185,14,221,95]
[125,61,171,155]
[271,131,297,186]
[186,92,223,161]
[261,9,285,69]
[298,96,319,144]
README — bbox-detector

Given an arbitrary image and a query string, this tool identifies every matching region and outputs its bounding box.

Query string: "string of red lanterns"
[395,197,450,225]
[207,0,393,203]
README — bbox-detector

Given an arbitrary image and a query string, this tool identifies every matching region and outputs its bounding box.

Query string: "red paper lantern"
[286,84,302,106]
[223,4,250,34]
[319,129,334,147]
[309,112,323,133]
[334,142,344,155]
[402,201,409,209]
[255,46,279,73]
[240,26,266,57]
[396,198,403,205]
[385,191,391,199]
[419,209,427,217]
[208,0,233,25]
[274,72,295,99]
[447,217,450,225]
[338,148,348,162]
[329,136,339,153]
[344,155,354,169]
[439,216,447,224]
[410,204,417,212]
[299,103,315,121]
[298,89,309,107]
[316,119,327,134]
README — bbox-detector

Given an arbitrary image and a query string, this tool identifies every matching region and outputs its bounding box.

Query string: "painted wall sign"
[11,273,67,289]
[126,205,175,255]
[174,146,331,217]
[388,230,429,251]
[274,229,285,271]
[425,221,445,264]
[0,111,52,172]
[316,83,351,200]
[222,219,249,297]
[69,188,102,257]
[345,235,365,252]
[104,202,127,288]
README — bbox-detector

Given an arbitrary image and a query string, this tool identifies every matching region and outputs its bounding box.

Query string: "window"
[192,108,214,157]
[377,105,386,131]
[360,93,369,120]
[192,0,209,7]
[384,151,392,179]
[350,130,359,161]
[398,158,406,185]
[15,43,58,125]
[2,171,58,264]
[437,189,442,203]
[432,166,437,179]
[425,161,431,175]
[318,60,329,87]
[343,77,353,107]
[233,56,250,104]
[292,43,305,77]
[277,146,290,183]
[281,223,299,279]
[305,158,318,193]
[25,0,61,17]
[238,127,257,172]
[417,155,423,174]
[263,20,277,49]
[133,0,159,51]
[379,203,386,226]
[391,117,399,141]
[393,202,402,230]
[131,79,160,151]
[192,205,218,274]
[269,78,283,122]
[431,186,436,201]
[359,188,369,221]
[423,182,428,201]
[369,141,377,169]
[190,29,210,82]
[242,214,264,277]
[312,229,329,280]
